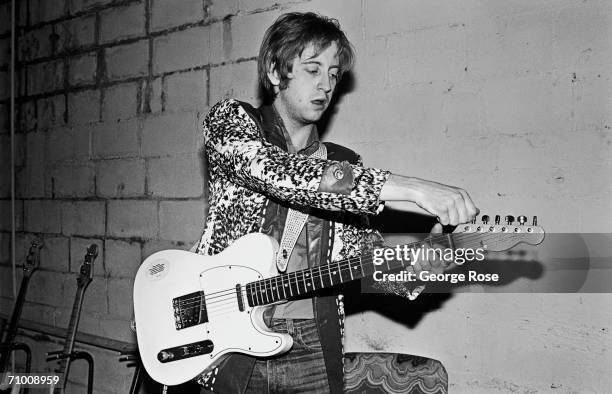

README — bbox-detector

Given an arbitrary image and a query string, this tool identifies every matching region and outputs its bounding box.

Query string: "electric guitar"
[133,215,544,386]
[0,238,43,373]
[47,244,97,393]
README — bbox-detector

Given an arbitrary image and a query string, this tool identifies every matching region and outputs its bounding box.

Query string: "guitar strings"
[174,232,531,317]
[178,231,528,311]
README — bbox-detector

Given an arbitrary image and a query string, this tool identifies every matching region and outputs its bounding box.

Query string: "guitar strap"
[276,143,328,273]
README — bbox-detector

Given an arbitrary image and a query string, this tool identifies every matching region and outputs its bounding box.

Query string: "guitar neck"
[245,229,535,307]
[56,286,87,380]
[0,275,32,372]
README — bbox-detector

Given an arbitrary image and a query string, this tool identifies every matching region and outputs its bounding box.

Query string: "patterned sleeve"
[203,99,390,215]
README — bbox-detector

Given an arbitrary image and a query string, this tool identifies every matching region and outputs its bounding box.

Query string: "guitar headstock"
[453,214,545,252]
[77,244,98,288]
[24,238,44,276]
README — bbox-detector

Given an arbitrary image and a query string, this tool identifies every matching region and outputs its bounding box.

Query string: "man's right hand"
[380,174,479,225]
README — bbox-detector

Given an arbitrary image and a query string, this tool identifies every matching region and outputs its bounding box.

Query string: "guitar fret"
[274,277,280,301]
[337,260,344,283]
[348,260,354,280]
[310,268,316,290]
[328,263,334,285]
[318,266,324,288]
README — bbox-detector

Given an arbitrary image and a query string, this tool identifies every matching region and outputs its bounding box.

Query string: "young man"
[196,12,477,393]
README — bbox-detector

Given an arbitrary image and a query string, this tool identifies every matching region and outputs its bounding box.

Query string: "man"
[196,12,478,393]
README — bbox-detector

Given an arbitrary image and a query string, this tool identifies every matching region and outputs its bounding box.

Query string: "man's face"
[271,42,340,128]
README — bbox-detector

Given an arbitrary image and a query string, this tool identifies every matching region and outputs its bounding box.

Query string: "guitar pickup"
[236,284,244,312]
[172,291,208,330]
[157,340,214,363]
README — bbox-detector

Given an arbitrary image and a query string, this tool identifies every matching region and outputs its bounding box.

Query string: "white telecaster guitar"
[133,215,544,386]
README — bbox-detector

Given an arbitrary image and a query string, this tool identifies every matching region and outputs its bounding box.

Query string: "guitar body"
[133,233,293,386]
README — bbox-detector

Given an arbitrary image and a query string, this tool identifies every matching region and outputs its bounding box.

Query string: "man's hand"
[380,175,479,225]
[406,223,445,300]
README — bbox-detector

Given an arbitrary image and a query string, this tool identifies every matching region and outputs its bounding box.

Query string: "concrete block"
[78,275,108,313]
[102,82,139,122]
[572,74,612,133]
[0,200,23,232]
[30,0,66,24]
[151,0,204,31]
[47,163,95,198]
[0,232,10,264]
[209,60,259,104]
[481,75,572,135]
[143,238,187,259]
[105,239,141,279]
[105,40,149,81]
[153,25,210,74]
[206,0,238,20]
[100,2,146,43]
[0,103,7,133]
[28,60,65,95]
[0,3,9,35]
[20,302,57,328]
[208,20,228,64]
[107,278,133,319]
[69,52,97,86]
[238,0,295,13]
[0,265,21,296]
[37,95,67,131]
[70,237,105,277]
[467,11,554,79]
[148,77,163,113]
[142,112,200,156]
[61,200,106,237]
[26,270,68,307]
[107,200,158,239]
[24,199,62,234]
[554,2,612,72]
[364,0,466,38]
[18,25,53,61]
[0,71,9,100]
[387,25,467,86]
[22,131,46,198]
[47,125,89,163]
[99,317,137,343]
[18,99,37,132]
[160,200,206,242]
[39,236,70,272]
[0,38,9,68]
[96,158,145,197]
[230,10,281,61]
[56,15,96,53]
[147,154,205,198]
[68,89,100,125]
[68,0,113,14]
[164,70,207,113]
[92,118,140,158]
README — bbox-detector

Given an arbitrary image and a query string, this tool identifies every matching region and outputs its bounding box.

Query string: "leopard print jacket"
[195,98,391,262]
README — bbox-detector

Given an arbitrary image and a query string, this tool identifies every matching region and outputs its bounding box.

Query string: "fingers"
[430,223,443,234]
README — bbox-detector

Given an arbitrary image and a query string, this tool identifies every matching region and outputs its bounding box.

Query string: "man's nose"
[318,74,332,93]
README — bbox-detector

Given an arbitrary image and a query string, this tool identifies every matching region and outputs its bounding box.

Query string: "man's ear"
[267,63,281,87]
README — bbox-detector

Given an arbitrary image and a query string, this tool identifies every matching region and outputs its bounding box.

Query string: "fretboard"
[245,232,467,307]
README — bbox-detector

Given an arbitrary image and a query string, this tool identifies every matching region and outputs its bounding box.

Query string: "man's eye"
[307,68,319,75]
[330,73,338,80]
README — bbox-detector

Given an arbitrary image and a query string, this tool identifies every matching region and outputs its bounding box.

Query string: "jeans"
[244,318,330,393]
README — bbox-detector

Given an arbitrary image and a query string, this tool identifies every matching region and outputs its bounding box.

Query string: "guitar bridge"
[173,291,208,330]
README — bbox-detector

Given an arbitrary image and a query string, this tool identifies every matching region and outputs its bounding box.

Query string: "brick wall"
[1,0,610,392]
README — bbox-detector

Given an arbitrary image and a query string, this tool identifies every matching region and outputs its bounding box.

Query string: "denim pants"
[244,318,330,393]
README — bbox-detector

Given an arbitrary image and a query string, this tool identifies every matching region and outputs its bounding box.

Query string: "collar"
[259,104,320,155]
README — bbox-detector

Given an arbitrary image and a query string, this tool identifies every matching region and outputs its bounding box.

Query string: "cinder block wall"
[0,0,610,393]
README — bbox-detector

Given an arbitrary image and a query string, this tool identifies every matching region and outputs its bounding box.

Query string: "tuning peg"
[518,215,527,225]
[481,215,490,224]
[471,217,476,224]
[495,215,501,225]
[532,216,538,226]
[505,215,514,225]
